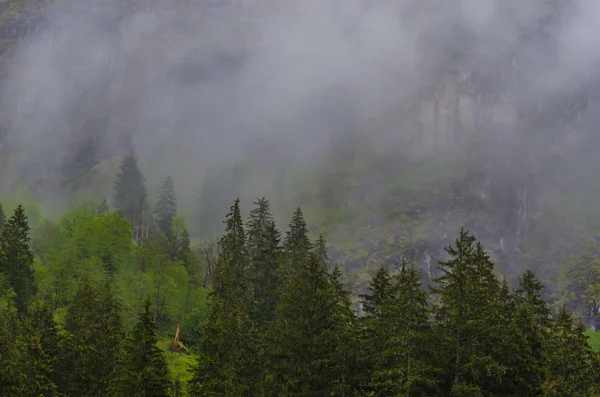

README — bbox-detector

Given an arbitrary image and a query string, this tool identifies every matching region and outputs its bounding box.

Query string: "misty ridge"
[1,1,600,289]
[4,2,600,395]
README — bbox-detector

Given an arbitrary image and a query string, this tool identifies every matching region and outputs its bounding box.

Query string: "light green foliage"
[556,238,600,319]
[585,331,600,352]
[36,202,133,305]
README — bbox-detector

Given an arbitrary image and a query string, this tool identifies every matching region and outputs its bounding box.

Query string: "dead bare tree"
[198,239,220,288]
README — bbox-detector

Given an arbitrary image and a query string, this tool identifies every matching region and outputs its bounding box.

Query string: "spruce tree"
[505,270,551,395]
[0,278,22,396]
[282,207,311,276]
[359,265,393,317]
[190,199,257,396]
[370,260,438,396]
[264,242,350,395]
[111,299,171,397]
[113,151,147,239]
[358,265,395,392]
[57,278,124,397]
[246,197,281,329]
[176,227,191,266]
[20,299,61,397]
[431,228,505,395]
[154,175,177,236]
[326,263,362,396]
[541,306,593,396]
[0,202,5,235]
[0,204,36,316]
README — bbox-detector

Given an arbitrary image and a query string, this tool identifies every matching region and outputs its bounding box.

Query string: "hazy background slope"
[1,0,600,292]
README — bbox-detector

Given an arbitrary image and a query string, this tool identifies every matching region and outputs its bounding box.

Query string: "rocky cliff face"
[1,0,598,285]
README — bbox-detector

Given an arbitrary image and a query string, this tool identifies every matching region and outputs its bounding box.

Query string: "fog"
[1,0,600,242]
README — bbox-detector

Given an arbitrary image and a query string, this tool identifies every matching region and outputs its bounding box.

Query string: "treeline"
[1,152,600,396]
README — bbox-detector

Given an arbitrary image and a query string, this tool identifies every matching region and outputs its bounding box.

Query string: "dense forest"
[2,1,600,395]
[1,153,600,397]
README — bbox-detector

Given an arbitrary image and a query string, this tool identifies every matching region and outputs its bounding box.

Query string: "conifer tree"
[264,242,351,395]
[154,175,177,236]
[0,202,5,234]
[0,204,36,316]
[246,197,281,329]
[505,270,551,395]
[360,265,393,317]
[190,199,257,396]
[20,299,61,397]
[57,278,124,397]
[282,207,311,276]
[113,151,147,240]
[358,265,395,392]
[370,260,438,396]
[541,306,593,397]
[111,299,171,397]
[431,228,505,395]
[176,227,191,265]
[0,278,22,395]
[327,263,362,395]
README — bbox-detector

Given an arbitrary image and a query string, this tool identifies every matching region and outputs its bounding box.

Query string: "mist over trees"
[2,0,600,395]
[1,189,600,396]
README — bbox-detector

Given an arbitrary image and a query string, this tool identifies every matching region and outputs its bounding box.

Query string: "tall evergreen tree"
[176,227,192,265]
[505,270,551,395]
[190,199,257,396]
[264,244,351,395]
[111,299,171,397]
[370,260,438,396]
[218,198,247,290]
[0,277,22,396]
[113,151,147,240]
[19,299,61,397]
[246,197,281,329]
[541,306,593,397]
[57,278,124,397]
[431,228,505,396]
[0,204,36,316]
[360,265,394,317]
[282,207,311,276]
[0,202,5,235]
[358,265,395,392]
[154,175,177,236]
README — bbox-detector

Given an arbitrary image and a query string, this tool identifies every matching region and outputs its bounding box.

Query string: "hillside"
[1,0,600,324]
